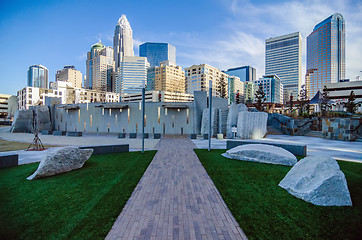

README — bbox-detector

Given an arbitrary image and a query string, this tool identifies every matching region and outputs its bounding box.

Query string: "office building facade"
[306,13,346,98]
[228,76,245,104]
[56,66,83,89]
[265,32,302,101]
[225,66,256,82]
[113,15,134,72]
[85,42,115,92]
[116,56,149,95]
[152,61,185,93]
[139,42,176,67]
[27,64,48,89]
[185,64,229,98]
[253,75,283,104]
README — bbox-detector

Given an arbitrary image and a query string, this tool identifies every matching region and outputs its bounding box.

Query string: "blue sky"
[0,0,361,95]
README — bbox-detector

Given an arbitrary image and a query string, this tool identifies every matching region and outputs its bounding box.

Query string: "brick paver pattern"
[106,136,247,240]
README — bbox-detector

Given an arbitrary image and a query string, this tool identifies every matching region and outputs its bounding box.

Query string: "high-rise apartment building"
[225,66,256,82]
[116,56,149,95]
[27,64,48,89]
[253,75,283,104]
[85,42,115,92]
[228,76,245,104]
[139,42,176,67]
[185,64,228,98]
[56,66,83,88]
[146,61,185,93]
[265,32,302,101]
[113,15,134,72]
[306,13,345,98]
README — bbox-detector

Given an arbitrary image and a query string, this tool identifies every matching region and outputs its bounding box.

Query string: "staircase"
[267,126,284,135]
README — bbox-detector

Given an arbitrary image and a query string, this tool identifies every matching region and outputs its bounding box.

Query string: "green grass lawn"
[0,151,156,240]
[195,149,362,240]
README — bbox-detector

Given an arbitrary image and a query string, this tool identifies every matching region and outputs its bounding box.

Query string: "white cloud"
[169,0,361,81]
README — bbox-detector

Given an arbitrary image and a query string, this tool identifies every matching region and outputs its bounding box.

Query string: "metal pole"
[208,80,212,152]
[142,87,145,154]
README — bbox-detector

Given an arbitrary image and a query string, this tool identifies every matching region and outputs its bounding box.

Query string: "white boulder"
[27,147,93,180]
[222,144,297,166]
[279,156,352,206]
[226,103,247,138]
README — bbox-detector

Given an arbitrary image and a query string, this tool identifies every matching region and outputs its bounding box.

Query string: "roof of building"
[91,41,105,51]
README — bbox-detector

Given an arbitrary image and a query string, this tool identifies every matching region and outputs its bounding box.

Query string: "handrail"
[350,122,362,132]
[297,120,313,128]
[272,117,288,126]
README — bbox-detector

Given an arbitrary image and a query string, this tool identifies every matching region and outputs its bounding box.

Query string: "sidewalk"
[106,136,247,240]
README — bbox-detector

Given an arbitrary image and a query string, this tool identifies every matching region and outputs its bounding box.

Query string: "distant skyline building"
[265,32,302,101]
[185,64,228,98]
[116,56,149,95]
[228,76,245,104]
[225,66,256,82]
[113,15,134,73]
[253,75,283,104]
[27,64,48,89]
[306,13,346,98]
[139,42,176,67]
[55,65,83,89]
[151,61,185,93]
[85,42,115,92]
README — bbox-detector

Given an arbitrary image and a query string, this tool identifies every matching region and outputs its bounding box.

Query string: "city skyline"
[0,0,361,95]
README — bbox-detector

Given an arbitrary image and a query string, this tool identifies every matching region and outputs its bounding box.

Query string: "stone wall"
[322,118,361,141]
[237,111,267,139]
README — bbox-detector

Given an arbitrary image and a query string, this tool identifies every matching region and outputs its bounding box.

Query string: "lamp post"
[208,80,212,152]
[142,81,145,154]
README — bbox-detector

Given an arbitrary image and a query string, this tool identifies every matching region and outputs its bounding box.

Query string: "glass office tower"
[27,65,49,89]
[139,42,176,67]
[265,32,302,101]
[306,13,345,98]
[225,66,256,82]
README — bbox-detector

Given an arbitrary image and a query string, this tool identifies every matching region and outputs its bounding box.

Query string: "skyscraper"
[116,56,149,95]
[85,42,115,91]
[113,15,134,72]
[27,64,48,89]
[225,66,256,82]
[139,42,176,67]
[56,66,83,88]
[265,32,302,101]
[253,75,283,104]
[306,13,345,98]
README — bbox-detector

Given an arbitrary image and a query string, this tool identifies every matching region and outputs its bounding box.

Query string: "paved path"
[106,136,247,240]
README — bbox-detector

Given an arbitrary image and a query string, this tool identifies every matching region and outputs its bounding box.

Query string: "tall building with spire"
[113,15,134,72]
[306,13,345,98]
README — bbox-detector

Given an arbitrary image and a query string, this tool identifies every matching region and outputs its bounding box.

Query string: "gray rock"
[218,109,228,135]
[201,108,219,137]
[34,105,52,131]
[10,109,33,133]
[237,111,267,139]
[222,144,297,166]
[226,103,247,138]
[27,147,93,180]
[279,156,352,206]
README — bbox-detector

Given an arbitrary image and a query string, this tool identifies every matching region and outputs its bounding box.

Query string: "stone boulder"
[226,103,247,138]
[222,144,297,166]
[279,156,352,206]
[237,111,267,139]
[34,105,52,131]
[27,147,93,180]
[10,109,33,133]
[201,108,219,136]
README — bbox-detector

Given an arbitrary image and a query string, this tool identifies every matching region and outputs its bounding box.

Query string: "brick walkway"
[106,136,247,240]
